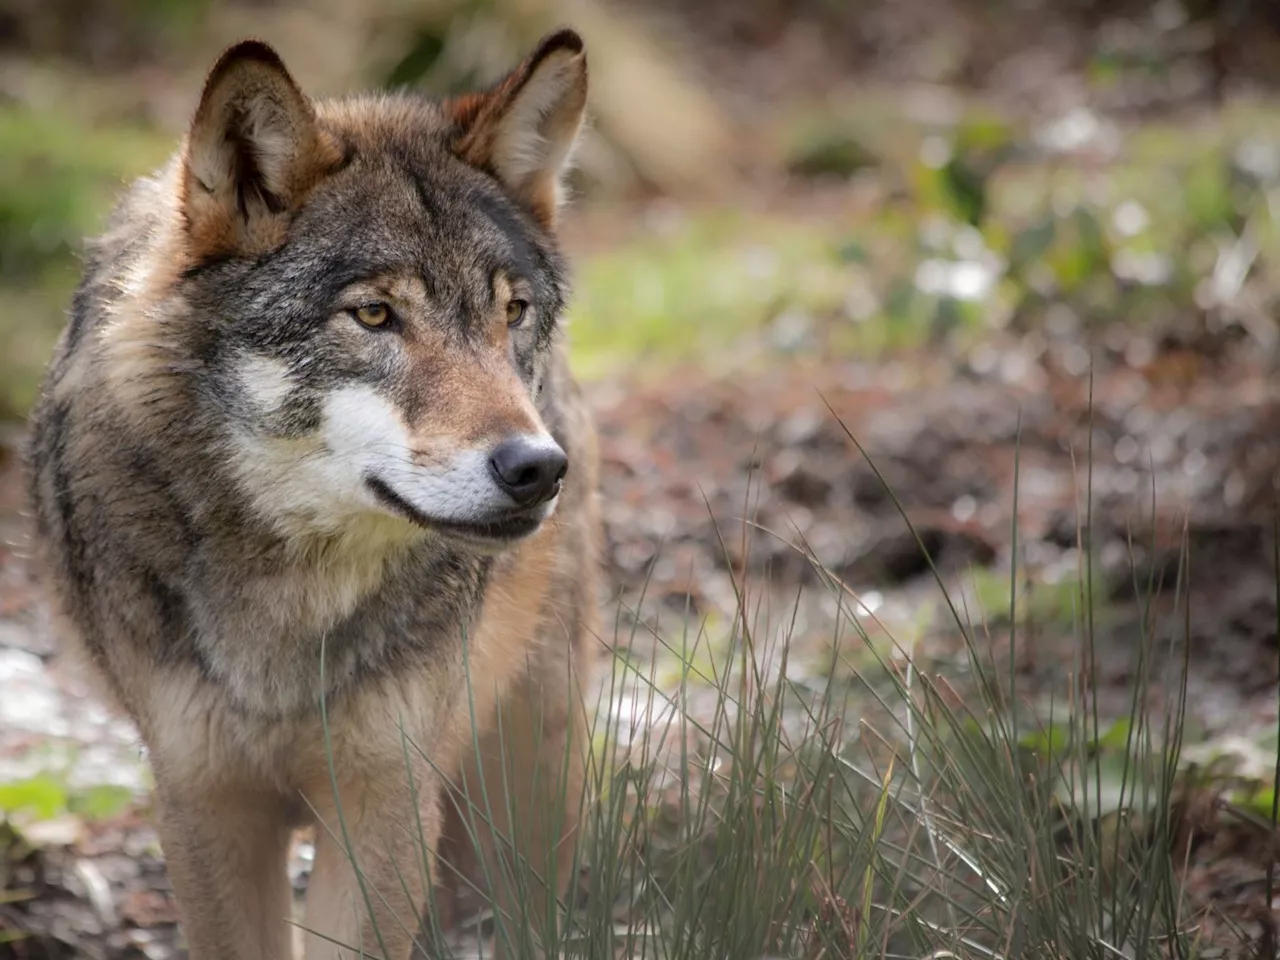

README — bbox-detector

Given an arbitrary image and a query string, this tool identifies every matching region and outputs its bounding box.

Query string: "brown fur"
[24,29,601,960]
[450,29,589,229]
[183,40,346,262]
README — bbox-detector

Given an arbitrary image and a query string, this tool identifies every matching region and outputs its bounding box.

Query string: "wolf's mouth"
[364,475,547,545]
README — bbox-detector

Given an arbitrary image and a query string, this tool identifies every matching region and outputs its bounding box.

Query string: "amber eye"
[506,299,529,328]
[353,302,391,328]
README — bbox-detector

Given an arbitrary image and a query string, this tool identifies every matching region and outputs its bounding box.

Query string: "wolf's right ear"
[181,40,342,261]
[446,29,588,231]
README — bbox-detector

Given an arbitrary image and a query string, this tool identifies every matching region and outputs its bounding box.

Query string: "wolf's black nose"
[489,437,568,508]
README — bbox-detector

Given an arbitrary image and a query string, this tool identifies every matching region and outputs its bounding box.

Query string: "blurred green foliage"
[0,771,133,826]
[0,105,169,278]
[5,89,1280,418]
[0,0,209,67]
[4,3,1280,420]
[0,103,169,419]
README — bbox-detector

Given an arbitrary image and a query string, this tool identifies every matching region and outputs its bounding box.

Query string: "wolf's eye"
[506,299,529,328]
[352,303,391,329]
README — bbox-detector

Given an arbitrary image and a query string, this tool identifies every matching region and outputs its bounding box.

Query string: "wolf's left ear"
[181,40,343,260]
[447,29,588,230]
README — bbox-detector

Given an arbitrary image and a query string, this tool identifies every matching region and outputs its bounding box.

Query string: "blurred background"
[4,0,1280,956]
[2,0,1280,411]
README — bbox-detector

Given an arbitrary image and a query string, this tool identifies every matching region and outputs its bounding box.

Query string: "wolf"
[23,27,601,960]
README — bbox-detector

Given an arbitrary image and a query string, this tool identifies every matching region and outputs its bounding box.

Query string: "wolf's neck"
[181,517,488,716]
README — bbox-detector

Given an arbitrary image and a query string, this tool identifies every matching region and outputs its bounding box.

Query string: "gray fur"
[23,32,601,960]
[26,97,587,712]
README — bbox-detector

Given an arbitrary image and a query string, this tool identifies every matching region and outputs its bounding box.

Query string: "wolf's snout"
[489,436,568,508]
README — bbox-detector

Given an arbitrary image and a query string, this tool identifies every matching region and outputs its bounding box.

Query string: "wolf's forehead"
[277,98,555,299]
[285,179,534,308]
[317,94,451,150]
[316,161,536,263]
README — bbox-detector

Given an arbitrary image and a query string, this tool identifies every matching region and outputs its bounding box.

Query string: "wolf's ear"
[447,29,588,230]
[181,40,342,260]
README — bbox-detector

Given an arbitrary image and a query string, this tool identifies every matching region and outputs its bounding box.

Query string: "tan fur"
[25,29,601,960]
[118,463,601,959]
[437,395,602,947]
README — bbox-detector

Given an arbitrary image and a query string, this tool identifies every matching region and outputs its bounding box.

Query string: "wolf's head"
[138,31,590,551]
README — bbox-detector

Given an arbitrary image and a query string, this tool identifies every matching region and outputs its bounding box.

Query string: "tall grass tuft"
[305,401,1214,959]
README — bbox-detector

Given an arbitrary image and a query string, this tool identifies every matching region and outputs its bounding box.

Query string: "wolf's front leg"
[440,659,592,960]
[300,752,445,960]
[149,770,298,960]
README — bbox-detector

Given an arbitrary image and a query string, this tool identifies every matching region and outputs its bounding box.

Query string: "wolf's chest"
[181,548,487,718]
